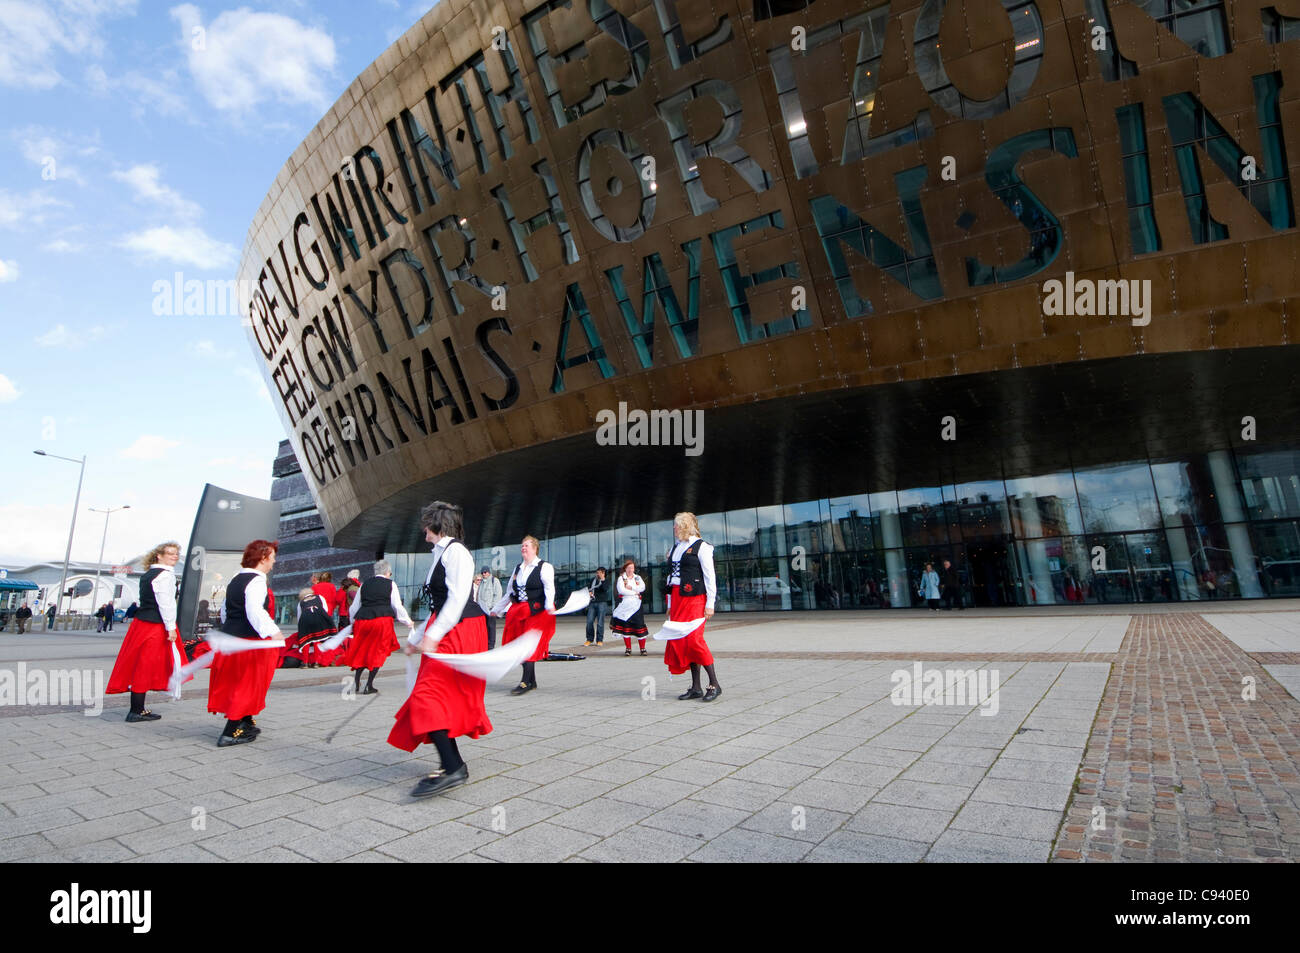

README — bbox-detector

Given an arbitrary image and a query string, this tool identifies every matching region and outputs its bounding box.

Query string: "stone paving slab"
[4,608,1300,861]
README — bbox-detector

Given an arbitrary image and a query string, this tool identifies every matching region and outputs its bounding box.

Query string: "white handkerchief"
[553,589,592,615]
[652,618,706,641]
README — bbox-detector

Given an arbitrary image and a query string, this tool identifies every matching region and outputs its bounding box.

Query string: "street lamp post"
[33,450,86,629]
[89,505,130,625]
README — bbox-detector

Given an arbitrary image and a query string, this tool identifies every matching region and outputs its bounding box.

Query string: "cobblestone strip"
[1053,613,1300,862]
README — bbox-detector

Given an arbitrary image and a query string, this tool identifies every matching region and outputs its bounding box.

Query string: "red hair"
[241,539,279,568]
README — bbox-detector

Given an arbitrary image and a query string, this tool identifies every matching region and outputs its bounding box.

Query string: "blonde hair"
[298,587,315,601]
[521,535,540,552]
[673,512,700,539]
[144,541,181,568]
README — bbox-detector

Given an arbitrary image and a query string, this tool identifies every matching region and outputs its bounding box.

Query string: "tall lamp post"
[89,505,130,619]
[33,450,86,627]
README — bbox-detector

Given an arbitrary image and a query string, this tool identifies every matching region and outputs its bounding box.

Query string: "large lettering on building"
[239,0,1300,543]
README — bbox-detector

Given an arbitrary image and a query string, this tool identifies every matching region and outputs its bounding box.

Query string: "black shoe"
[640,650,648,656]
[678,687,703,700]
[125,710,160,723]
[510,682,533,695]
[411,764,468,798]
[217,727,254,747]
[625,649,632,657]
[702,686,722,702]
[362,686,379,695]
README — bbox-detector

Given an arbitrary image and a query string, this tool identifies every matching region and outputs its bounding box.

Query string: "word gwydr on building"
[238,0,1300,613]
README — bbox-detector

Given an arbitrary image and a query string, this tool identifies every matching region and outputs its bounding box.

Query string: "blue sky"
[0,0,438,565]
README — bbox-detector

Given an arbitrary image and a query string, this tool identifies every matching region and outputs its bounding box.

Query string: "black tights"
[688,663,720,691]
[521,661,536,687]
[427,730,464,773]
[352,668,378,691]
[129,692,146,714]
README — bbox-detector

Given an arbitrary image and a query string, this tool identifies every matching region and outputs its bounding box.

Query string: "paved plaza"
[2,605,1298,863]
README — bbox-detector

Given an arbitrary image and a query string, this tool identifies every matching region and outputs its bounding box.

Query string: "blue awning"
[0,578,39,591]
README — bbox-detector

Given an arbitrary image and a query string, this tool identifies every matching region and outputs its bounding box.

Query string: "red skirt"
[207,645,280,719]
[106,620,188,694]
[501,602,556,662]
[345,617,399,670]
[304,640,346,666]
[663,587,712,674]
[388,615,493,750]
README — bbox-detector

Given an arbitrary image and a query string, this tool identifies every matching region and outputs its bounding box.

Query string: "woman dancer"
[389,501,491,798]
[346,561,413,695]
[611,559,649,656]
[295,587,337,667]
[337,569,361,629]
[106,540,188,722]
[490,535,555,695]
[209,540,283,746]
[664,512,721,701]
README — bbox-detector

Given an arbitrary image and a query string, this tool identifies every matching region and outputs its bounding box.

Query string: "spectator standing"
[46,605,56,629]
[475,568,501,649]
[584,567,609,646]
[920,563,941,611]
[941,559,962,610]
[125,602,139,620]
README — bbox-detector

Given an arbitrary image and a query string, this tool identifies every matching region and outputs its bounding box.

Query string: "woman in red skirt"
[208,539,283,746]
[489,535,555,696]
[346,562,413,695]
[106,540,188,722]
[664,512,721,701]
[390,501,491,798]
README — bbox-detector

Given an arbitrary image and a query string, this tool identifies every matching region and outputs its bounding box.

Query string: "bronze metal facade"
[238,0,1300,555]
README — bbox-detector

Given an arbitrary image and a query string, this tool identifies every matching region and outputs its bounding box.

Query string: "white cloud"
[117,225,237,270]
[190,339,234,359]
[112,164,201,220]
[0,0,137,90]
[41,239,84,253]
[0,373,19,402]
[171,4,336,113]
[85,63,187,116]
[35,323,108,348]
[13,126,99,185]
[0,259,18,282]
[234,366,271,404]
[119,434,181,460]
[0,188,66,229]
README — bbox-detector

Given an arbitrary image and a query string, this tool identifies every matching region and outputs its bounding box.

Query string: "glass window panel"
[756,504,786,557]
[574,531,598,571]
[1075,462,1161,533]
[646,519,675,565]
[1125,532,1175,602]
[697,511,727,547]
[952,480,1012,537]
[1085,533,1135,603]
[1150,456,1225,525]
[898,485,950,548]
[1236,449,1300,519]
[1252,520,1300,597]
[597,530,614,570]
[1006,471,1083,537]
[827,495,873,551]
[721,508,759,560]
[783,499,824,555]
[614,524,649,569]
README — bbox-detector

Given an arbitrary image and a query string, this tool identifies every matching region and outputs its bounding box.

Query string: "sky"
[0,0,438,566]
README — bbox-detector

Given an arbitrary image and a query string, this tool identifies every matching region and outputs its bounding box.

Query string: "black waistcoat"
[136,567,166,623]
[510,561,548,615]
[222,571,270,638]
[425,541,485,621]
[671,539,705,596]
[354,577,395,620]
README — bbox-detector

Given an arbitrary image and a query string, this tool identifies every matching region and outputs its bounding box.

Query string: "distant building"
[268,440,373,625]
[0,558,161,616]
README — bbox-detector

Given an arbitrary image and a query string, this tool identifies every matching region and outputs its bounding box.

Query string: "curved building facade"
[239,0,1300,609]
